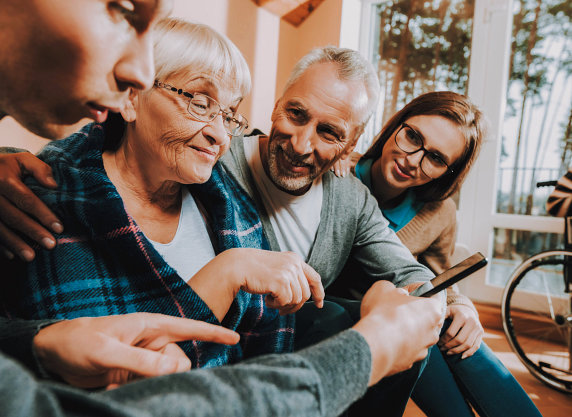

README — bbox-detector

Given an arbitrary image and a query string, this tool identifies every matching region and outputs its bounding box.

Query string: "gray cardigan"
[220,136,435,292]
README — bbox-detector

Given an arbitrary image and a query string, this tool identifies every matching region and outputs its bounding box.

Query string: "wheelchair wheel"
[501,250,572,394]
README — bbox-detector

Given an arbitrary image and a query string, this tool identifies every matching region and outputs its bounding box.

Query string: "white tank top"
[149,187,216,282]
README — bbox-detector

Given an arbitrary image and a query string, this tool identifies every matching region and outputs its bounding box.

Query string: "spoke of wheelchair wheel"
[542,275,557,320]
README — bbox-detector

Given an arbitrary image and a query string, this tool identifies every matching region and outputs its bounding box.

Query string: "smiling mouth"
[190,145,217,159]
[280,148,312,170]
[394,161,413,179]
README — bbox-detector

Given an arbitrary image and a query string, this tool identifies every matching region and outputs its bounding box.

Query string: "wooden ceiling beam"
[252,0,326,26]
[251,0,307,17]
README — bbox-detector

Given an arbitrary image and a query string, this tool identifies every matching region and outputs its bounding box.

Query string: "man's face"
[261,62,367,195]
[0,0,171,139]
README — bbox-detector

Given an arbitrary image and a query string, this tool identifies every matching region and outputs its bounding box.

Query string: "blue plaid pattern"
[1,122,294,368]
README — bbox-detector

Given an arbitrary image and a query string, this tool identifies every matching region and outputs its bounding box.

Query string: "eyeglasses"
[154,80,249,137]
[394,123,453,179]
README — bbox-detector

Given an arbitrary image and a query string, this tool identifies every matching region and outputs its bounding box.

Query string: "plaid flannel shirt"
[1,122,294,368]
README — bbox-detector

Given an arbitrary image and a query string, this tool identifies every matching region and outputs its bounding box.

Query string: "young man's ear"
[120,89,139,122]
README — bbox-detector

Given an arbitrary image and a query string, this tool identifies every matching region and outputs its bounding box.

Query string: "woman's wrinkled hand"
[189,248,324,321]
[235,249,324,315]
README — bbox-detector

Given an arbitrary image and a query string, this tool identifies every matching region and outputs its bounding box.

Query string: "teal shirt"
[355,159,422,232]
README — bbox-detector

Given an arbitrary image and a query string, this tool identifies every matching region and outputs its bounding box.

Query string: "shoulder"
[36,123,105,168]
[418,197,456,223]
[221,135,248,172]
[323,171,374,200]
[220,135,257,197]
[26,123,110,204]
[322,171,383,225]
[229,134,246,154]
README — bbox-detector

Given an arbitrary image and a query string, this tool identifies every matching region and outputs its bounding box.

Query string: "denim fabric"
[413,335,542,417]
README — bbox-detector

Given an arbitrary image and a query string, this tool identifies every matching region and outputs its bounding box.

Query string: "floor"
[403,328,572,416]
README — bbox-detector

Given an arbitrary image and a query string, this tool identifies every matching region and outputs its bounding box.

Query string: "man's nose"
[114,33,155,92]
[290,126,314,156]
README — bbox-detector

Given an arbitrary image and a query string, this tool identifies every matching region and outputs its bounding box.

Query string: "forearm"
[187,251,238,322]
[1,330,371,417]
[105,329,370,417]
[354,220,435,293]
[0,317,61,378]
[352,187,435,292]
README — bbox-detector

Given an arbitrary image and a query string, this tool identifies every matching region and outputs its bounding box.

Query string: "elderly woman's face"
[133,73,242,184]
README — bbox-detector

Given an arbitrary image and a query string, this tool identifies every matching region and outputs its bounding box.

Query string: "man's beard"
[267,141,317,193]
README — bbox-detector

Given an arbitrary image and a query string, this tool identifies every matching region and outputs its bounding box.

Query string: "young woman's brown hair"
[362,91,486,201]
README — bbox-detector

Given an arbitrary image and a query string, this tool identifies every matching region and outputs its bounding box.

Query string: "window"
[492,0,572,287]
[498,0,572,218]
[357,0,572,304]
[359,0,475,151]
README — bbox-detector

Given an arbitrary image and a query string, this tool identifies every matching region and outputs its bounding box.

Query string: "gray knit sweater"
[220,136,435,293]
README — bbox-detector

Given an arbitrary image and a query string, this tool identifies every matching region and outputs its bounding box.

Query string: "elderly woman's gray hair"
[284,46,379,127]
[152,18,251,99]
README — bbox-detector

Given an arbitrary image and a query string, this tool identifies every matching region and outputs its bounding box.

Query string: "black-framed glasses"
[154,80,249,137]
[394,123,454,179]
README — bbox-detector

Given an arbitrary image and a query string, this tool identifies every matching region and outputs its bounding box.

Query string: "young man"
[0,1,442,416]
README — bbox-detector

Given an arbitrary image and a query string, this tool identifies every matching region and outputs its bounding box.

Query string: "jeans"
[412,333,542,417]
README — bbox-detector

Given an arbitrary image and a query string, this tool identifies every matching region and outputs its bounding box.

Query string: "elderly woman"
[0,18,323,368]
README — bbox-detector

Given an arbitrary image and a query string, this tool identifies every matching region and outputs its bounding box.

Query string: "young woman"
[338,91,542,417]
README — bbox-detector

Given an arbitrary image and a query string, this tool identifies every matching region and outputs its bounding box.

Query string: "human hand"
[190,249,324,320]
[401,281,426,294]
[439,304,483,359]
[33,313,240,389]
[331,156,353,177]
[0,153,62,261]
[229,248,324,314]
[352,281,442,386]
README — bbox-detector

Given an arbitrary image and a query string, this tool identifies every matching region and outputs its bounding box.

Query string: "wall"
[0,0,348,150]
[275,0,343,99]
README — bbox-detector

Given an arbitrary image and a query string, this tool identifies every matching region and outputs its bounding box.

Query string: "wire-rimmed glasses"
[154,80,249,137]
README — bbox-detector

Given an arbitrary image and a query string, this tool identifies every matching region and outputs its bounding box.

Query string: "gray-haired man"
[220,46,441,416]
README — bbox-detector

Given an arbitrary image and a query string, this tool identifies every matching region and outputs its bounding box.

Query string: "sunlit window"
[360,0,475,151]
[497,0,572,217]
